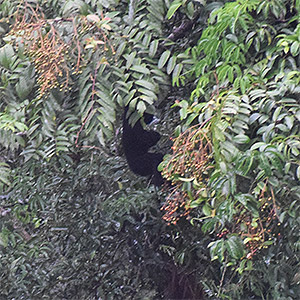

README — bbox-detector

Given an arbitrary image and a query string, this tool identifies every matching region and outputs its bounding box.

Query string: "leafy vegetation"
[0,0,299,299]
[160,0,300,298]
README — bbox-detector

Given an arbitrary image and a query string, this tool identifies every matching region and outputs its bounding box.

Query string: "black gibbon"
[122,106,164,186]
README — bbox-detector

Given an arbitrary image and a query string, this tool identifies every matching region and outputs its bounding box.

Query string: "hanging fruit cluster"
[161,124,213,224]
[9,4,71,97]
[225,182,282,259]
[241,188,281,259]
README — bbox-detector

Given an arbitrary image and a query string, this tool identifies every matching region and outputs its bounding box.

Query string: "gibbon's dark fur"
[122,106,164,186]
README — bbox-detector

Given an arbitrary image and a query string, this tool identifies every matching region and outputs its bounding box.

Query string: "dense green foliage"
[0,0,299,299]
[161,0,300,298]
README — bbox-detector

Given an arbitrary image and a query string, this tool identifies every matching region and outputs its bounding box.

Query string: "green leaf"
[291,41,300,56]
[0,44,16,69]
[208,239,226,262]
[202,203,212,216]
[16,76,33,100]
[250,142,267,151]
[296,166,300,180]
[14,121,28,132]
[115,41,127,58]
[272,107,282,121]
[158,50,171,69]
[172,63,183,85]
[125,52,136,69]
[130,65,150,74]
[201,219,217,233]
[137,88,157,100]
[137,101,146,114]
[149,40,159,58]
[167,56,177,75]
[233,134,250,144]
[0,162,11,186]
[226,236,245,260]
[167,0,183,19]
[135,79,156,91]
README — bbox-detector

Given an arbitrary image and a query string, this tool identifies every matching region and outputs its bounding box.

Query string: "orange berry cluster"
[216,229,229,238]
[11,15,70,97]
[162,126,212,181]
[161,190,192,224]
[233,191,281,259]
[161,125,213,224]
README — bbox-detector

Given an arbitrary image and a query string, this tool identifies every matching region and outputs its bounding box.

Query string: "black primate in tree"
[122,106,164,186]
